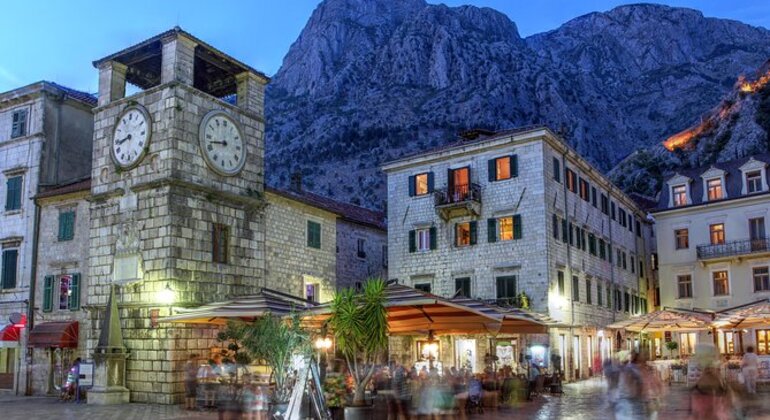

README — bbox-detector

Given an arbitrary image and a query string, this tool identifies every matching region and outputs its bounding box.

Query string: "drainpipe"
[608,187,616,324]
[25,201,41,395]
[560,150,575,379]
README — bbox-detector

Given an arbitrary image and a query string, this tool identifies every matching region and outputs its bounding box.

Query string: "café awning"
[605,308,713,332]
[714,299,770,329]
[449,297,554,334]
[0,323,22,345]
[303,284,544,335]
[162,288,314,324]
[28,321,79,348]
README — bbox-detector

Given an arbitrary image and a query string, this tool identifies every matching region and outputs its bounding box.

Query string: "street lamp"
[314,335,332,383]
[159,283,175,307]
[423,330,439,370]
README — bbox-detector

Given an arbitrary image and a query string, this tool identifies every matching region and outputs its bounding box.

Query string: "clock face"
[112,107,151,168]
[199,111,246,176]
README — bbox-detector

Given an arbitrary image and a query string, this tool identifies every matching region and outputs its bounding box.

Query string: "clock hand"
[209,140,229,146]
[117,134,132,144]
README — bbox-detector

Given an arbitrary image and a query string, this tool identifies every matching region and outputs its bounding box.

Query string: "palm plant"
[327,278,388,406]
[243,313,309,404]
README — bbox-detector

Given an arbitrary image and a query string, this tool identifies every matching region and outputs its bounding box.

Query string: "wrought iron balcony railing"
[434,183,482,207]
[696,237,770,260]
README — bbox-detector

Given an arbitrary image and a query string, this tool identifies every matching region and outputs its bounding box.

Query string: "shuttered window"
[586,278,592,304]
[68,273,81,311]
[213,223,230,262]
[5,176,22,211]
[455,277,471,298]
[496,276,517,300]
[410,228,436,252]
[553,157,561,183]
[1,249,18,289]
[43,275,54,312]
[488,155,518,182]
[11,109,28,138]
[557,271,565,296]
[597,282,603,306]
[455,221,477,247]
[58,210,76,241]
[408,172,434,197]
[552,214,559,239]
[572,275,580,302]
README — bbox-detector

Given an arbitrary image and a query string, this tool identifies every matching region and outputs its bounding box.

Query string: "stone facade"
[0,82,94,394]
[264,190,337,301]
[383,127,655,381]
[335,220,388,289]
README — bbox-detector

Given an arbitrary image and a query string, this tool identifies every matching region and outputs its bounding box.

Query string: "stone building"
[653,153,770,357]
[0,82,94,394]
[29,179,91,395]
[383,127,655,380]
[86,27,268,404]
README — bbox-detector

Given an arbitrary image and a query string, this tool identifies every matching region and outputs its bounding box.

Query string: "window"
[588,234,596,255]
[677,274,692,298]
[718,331,737,355]
[58,210,75,241]
[409,172,433,197]
[213,224,230,263]
[591,187,597,207]
[52,274,81,311]
[672,185,687,207]
[630,256,635,274]
[5,176,22,211]
[561,219,568,243]
[586,278,592,304]
[747,170,762,194]
[619,208,627,227]
[599,239,606,260]
[675,229,689,249]
[455,221,476,247]
[758,330,770,355]
[628,214,633,232]
[1,249,18,289]
[496,276,517,302]
[356,238,366,258]
[569,223,574,246]
[418,228,431,251]
[414,283,431,293]
[566,168,576,193]
[639,260,644,278]
[572,275,579,302]
[489,155,516,181]
[553,157,561,183]
[489,215,521,242]
[305,283,319,303]
[709,223,725,245]
[713,271,729,296]
[707,178,723,201]
[306,220,321,249]
[579,178,589,201]
[624,292,630,312]
[409,227,435,253]
[622,252,627,270]
[552,214,559,239]
[754,266,770,292]
[597,282,603,306]
[616,249,622,268]
[680,332,697,356]
[615,289,622,311]
[382,245,388,268]
[455,277,471,298]
[601,194,609,215]
[11,109,28,138]
[749,217,766,248]
[607,286,612,309]
[557,271,565,296]
[635,220,641,237]
[611,201,616,220]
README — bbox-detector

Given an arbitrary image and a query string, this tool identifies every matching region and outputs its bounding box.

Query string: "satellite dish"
[9,313,25,325]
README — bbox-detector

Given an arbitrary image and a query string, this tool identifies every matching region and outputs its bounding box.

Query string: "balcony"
[434,183,482,221]
[696,237,770,261]
[483,297,528,309]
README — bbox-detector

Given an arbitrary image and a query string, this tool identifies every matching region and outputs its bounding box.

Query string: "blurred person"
[615,352,645,420]
[637,351,663,420]
[741,346,759,395]
[604,356,621,407]
[391,359,411,420]
[198,358,218,409]
[691,343,731,420]
[526,361,541,401]
[184,354,199,410]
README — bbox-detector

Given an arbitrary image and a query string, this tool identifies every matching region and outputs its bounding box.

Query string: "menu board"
[687,359,702,385]
[758,356,770,382]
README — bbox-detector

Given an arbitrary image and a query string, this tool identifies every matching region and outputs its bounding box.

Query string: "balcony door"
[448,167,470,202]
[750,217,767,252]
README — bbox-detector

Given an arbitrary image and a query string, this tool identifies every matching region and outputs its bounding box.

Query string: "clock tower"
[88,27,268,404]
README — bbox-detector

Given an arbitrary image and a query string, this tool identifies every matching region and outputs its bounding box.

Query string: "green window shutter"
[408,175,415,197]
[69,273,80,310]
[561,219,568,243]
[513,215,522,239]
[427,172,434,193]
[510,154,518,177]
[408,230,416,253]
[11,109,27,138]
[1,250,18,289]
[487,218,497,243]
[488,159,497,182]
[429,227,437,250]
[58,211,75,241]
[6,176,22,211]
[43,275,54,312]
[552,214,558,239]
[307,221,321,249]
[469,221,477,245]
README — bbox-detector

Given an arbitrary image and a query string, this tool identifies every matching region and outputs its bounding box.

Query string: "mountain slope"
[265,0,770,209]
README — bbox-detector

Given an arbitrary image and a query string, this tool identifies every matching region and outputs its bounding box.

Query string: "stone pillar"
[88,285,130,404]
[235,71,267,116]
[160,33,197,85]
[97,61,127,107]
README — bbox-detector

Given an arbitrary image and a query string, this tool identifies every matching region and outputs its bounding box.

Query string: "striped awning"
[303,284,548,335]
[605,307,713,332]
[714,299,770,329]
[162,288,314,324]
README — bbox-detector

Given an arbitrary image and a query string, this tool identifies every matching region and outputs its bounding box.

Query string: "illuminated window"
[713,271,729,296]
[305,283,319,303]
[557,271,565,296]
[709,223,725,245]
[718,331,737,354]
[758,330,770,355]
[414,173,429,196]
[498,216,513,241]
[417,228,431,252]
[754,266,770,292]
[579,178,589,201]
[675,229,689,249]
[672,185,687,207]
[677,275,692,298]
[707,178,723,200]
[494,156,511,181]
[746,171,762,194]
[679,332,697,356]
[456,222,472,247]
[566,169,576,193]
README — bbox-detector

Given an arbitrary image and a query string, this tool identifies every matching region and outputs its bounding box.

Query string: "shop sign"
[79,362,94,387]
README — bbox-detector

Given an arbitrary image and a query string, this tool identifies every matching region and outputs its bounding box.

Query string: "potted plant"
[327,278,388,419]
[323,374,349,420]
[215,321,254,415]
[243,312,309,416]
[665,341,679,359]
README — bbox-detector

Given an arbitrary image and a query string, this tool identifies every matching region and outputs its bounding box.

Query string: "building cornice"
[652,190,770,217]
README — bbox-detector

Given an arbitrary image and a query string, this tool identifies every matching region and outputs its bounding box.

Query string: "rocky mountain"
[610,60,770,198]
[264,0,770,209]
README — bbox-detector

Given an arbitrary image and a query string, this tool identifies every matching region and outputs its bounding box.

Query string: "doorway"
[449,167,470,202]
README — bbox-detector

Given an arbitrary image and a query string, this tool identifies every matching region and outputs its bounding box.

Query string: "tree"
[327,278,388,406]
[243,313,309,404]
[216,320,253,384]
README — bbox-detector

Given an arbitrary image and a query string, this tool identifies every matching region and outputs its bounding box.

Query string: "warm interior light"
[315,336,332,350]
[159,283,175,305]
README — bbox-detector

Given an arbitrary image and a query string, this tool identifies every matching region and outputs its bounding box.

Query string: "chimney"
[290,171,303,193]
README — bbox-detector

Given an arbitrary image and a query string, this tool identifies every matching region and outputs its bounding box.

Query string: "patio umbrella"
[449,297,555,334]
[714,299,770,329]
[302,283,515,335]
[605,307,713,332]
[161,288,314,324]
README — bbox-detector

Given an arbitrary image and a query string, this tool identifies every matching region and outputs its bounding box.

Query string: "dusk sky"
[1,0,768,93]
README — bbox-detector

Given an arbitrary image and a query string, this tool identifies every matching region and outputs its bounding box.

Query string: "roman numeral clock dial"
[199,111,246,176]
[112,106,151,168]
